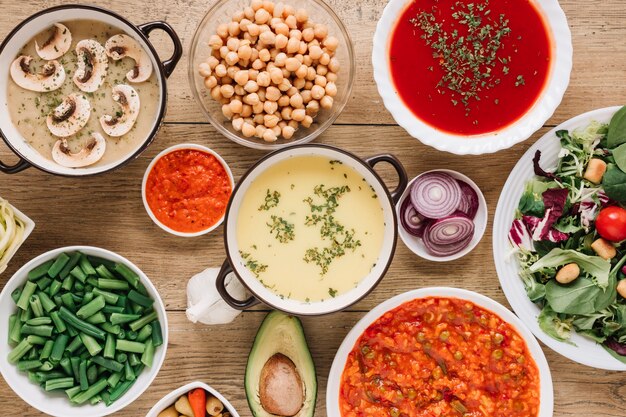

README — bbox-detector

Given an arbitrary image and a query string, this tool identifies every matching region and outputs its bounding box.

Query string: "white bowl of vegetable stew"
[146,381,240,417]
[0,246,168,417]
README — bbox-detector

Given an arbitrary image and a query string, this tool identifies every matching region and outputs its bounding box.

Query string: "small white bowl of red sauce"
[373,0,572,155]
[142,144,234,237]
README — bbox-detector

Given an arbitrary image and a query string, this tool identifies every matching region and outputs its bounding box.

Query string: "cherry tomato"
[596,206,626,242]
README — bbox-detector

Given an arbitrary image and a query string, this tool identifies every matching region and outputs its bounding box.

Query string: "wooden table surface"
[2,0,626,415]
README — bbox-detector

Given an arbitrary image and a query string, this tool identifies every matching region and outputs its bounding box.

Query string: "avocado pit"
[259,353,304,416]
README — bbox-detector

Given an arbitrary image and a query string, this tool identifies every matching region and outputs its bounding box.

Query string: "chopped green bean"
[26,317,52,326]
[129,310,158,332]
[127,330,138,340]
[65,385,81,400]
[104,334,116,359]
[61,274,75,291]
[110,313,140,325]
[59,357,73,375]
[124,360,135,381]
[49,311,67,333]
[58,307,105,340]
[40,340,54,360]
[140,339,154,367]
[38,291,56,313]
[70,356,81,381]
[60,293,76,310]
[11,288,22,303]
[98,278,129,291]
[39,361,54,371]
[93,288,119,304]
[113,263,139,289]
[86,312,106,325]
[71,378,108,404]
[87,364,98,384]
[17,359,42,371]
[59,252,81,280]
[70,265,87,283]
[21,324,54,338]
[8,314,17,344]
[29,294,44,317]
[95,265,116,280]
[20,306,32,322]
[50,334,70,362]
[108,379,135,402]
[36,277,52,290]
[80,333,103,356]
[128,353,140,367]
[128,290,154,308]
[107,371,122,388]
[77,295,105,319]
[131,303,144,315]
[48,280,62,297]
[79,360,88,391]
[45,377,74,391]
[100,322,121,335]
[88,255,116,269]
[47,253,70,278]
[66,335,82,353]
[9,314,22,344]
[17,281,37,310]
[91,356,124,372]
[27,259,54,280]
[26,335,48,345]
[33,370,67,383]
[102,305,125,314]
[137,324,153,342]
[79,254,97,276]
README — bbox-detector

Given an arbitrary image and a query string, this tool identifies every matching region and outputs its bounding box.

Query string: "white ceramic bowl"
[0,200,35,274]
[372,0,572,155]
[396,169,487,261]
[326,287,554,416]
[142,144,234,237]
[493,106,626,370]
[146,381,240,417]
[0,246,169,416]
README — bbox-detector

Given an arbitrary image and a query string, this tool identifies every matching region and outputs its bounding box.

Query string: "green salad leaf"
[612,142,626,173]
[602,163,626,202]
[607,105,626,148]
[538,305,573,343]
[529,248,611,289]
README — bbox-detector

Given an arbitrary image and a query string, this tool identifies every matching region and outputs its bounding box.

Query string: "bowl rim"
[141,143,235,237]
[0,3,171,177]
[187,0,356,151]
[221,143,399,315]
[325,287,554,416]
[0,201,35,275]
[372,0,573,155]
[0,245,169,417]
[493,105,626,370]
[396,169,488,262]
[145,381,241,417]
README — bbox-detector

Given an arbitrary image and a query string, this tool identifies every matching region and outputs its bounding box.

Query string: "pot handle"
[137,21,183,78]
[215,259,259,310]
[0,155,30,174]
[364,154,408,204]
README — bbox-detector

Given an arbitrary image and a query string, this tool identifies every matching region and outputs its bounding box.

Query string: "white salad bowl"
[0,201,35,275]
[396,169,487,262]
[142,143,234,237]
[493,106,626,370]
[372,0,572,155]
[326,287,554,416]
[146,381,240,417]
[0,246,169,416]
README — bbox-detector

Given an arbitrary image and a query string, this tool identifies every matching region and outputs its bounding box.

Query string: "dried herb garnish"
[239,251,268,278]
[258,189,280,211]
[412,0,514,113]
[267,215,295,243]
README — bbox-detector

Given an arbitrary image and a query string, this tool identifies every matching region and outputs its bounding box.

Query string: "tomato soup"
[145,149,232,233]
[340,297,541,417]
[389,0,551,135]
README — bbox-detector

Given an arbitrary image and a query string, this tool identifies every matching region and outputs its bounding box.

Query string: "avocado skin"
[245,311,317,417]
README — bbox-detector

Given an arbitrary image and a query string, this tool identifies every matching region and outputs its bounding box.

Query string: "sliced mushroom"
[99,84,140,137]
[10,56,65,92]
[35,23,72,60]
[105,34,153,83]
[73,39,108,92]
[46,93,91,137]
[52,133,106,168]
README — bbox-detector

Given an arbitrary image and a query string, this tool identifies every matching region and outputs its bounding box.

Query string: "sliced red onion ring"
[457,180,479,219]
[423,233,473,257]
[422,213,475,256]
[410,172,462,219]
[400,197,430,237]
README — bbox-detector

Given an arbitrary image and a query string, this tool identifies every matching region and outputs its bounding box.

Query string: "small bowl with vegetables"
[0,196,35,275]
[397,169,487,261]
[0,246,168,416]
[146,381,239,417]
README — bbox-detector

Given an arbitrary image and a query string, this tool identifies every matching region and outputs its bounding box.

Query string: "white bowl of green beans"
[0,246,169,417]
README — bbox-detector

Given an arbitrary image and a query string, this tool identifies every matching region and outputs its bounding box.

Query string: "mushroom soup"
[236,156,386,302]
[7,20,160,168]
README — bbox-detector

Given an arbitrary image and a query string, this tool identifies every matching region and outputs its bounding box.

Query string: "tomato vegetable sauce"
[340,297,540,417]
[145,149,232,233]
[389,0,551,135]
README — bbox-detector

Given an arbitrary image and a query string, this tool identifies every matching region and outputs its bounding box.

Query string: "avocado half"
[245,311,317,417]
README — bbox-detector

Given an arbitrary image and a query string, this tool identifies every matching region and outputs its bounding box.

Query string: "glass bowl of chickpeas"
[189,0,355,150]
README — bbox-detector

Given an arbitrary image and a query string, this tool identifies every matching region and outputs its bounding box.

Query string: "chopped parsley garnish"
[328,288,338,298]
[258,189,281,211]
[267,215,295,243]
[239,251,268,278]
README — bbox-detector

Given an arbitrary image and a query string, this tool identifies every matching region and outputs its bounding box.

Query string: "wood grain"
[1,0,626,416]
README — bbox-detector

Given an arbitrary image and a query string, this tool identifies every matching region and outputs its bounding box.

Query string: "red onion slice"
[400,197,429,237]
[422,213,475,256]
[410,172,462,219]
[457,180,479,219]
[423,233,473,257]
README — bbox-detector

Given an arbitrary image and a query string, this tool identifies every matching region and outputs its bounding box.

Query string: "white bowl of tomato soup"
[327,287,553,417]
[142,144,234,237]
[373,0,572,155]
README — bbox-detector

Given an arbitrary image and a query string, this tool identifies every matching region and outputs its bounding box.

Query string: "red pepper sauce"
[389,0,552,135]
[340,297,541,417]
[145,149,232,233]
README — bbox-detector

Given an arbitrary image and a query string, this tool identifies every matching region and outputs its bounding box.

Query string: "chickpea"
[263,129,278,142]
[221,75,233,84]
[289,29,302,41]
[282,68,291,78]
[281,106,293,120]
[324,35,339,51]
[254,113,265,125]
[288,120,299,130]
[319,52,331,66]
[328,57,340,73]
[244,92,260,105]
[306,100,319,115]
[264,100,278,114]
[252,59,265,70]
[221,104,234,119]
[225,51,239,66]
[257,71,271,87]
[208,35,223,49]
[210,86,222,100]
[320,95,333,109]
[204,75,217,89]
[255,8,270,24]
[259,30,276,45]
[326,71,338,82]
[286,37,300,54]
[219,45,230,59]
[248,69,259,80]
[308,45,323,60]
[311,85,325,100]
[239,18,252,32]
[314,74,327,87]
[264,114,280,128]
[295,8,308,23]
[301,89,312,103]
[263,0,275,13]
[301,115,313,128]
[233,10,245,22]
[242,121,256,137]
[293,77,306,89]
[214,64,227,77]
[251,0,263,11]
[228,21,241,36]
[257,88,266,101]
[302,27,315,42]
[244,80,259,93]
[269,67,284,84]
[207,56,220,69]
[198,62,212,77]
[226,65,239,79]
[295,64,308,79]
[285,57,300,72]
[278,95,290,107]
[226,37,239,51]
[244,6,255,19]
[241,104,253,117]
[258,48,271,62]
[238,44,253,61]
[314,23,328,40]
[266,85,281,101]
[282,125,295,139]
[325,82,337,97]
[273,2,285,18]
[304,80,314,90]
[617,280,626,299]
[275,33,288,49]
[232,117,244,131]
[234,84,245,96]
[220,84,235,98]
[271,125,282,136]
[217,23,229,38]
[285,14,297,29]
[317,64,328,76]
[248,23,261,37]
[296,41,306,55]
[289,93,304,108]
[556,263,580,284]
[306,66,317,80]
[303,55,313,66]
[283,4,295,17]
[291,108,306,122]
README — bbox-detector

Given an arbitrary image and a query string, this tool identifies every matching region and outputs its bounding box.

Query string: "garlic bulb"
[185,267,247,325]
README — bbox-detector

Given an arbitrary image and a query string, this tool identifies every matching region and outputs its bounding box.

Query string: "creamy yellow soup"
[7,20,160,167]
[236,156,385,302]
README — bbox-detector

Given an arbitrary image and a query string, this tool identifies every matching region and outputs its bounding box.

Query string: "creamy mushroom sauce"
[7,20,160,167]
